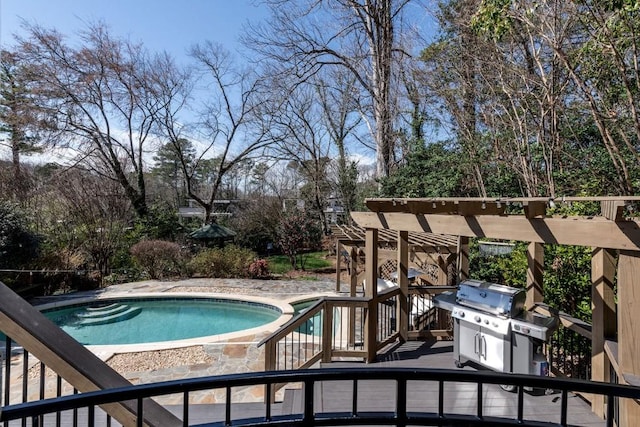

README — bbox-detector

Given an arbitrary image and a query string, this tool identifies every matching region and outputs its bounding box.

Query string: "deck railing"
[2,336,87,427]
[533,304,593,381]
[1,367,636,427]
[260,286,455,373]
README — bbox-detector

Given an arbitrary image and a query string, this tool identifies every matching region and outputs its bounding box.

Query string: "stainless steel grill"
[434,279,558,378]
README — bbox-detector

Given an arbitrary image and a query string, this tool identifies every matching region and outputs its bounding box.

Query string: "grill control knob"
[484,319,489,325]
[474,315,481,323]
[459,311,465,318]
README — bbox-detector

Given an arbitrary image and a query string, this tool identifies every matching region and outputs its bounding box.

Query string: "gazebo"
[188,223,236,247]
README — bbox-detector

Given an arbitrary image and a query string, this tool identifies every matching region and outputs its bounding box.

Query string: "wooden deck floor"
[298,340,607,426]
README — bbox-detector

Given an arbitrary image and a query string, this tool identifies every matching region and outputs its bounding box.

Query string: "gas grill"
[434,279,558,377]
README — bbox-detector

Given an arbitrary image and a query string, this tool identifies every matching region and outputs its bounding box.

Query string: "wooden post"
[364,228,379,362]
[457,236,469,283]
[335,240,342,293]
[437,255,448,285]
[264,339,277,403]
[591,247,617,419]
[349,247,358,346]
[617,250,640,426]
[322,302,334,363]
[350,247,358,295]
[526,242,544,309]
[398,230,409,342]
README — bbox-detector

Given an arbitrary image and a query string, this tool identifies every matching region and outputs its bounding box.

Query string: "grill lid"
[456,279,525,318]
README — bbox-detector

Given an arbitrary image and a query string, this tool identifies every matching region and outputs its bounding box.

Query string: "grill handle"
[474,332,480,355]
[481,335,487,360]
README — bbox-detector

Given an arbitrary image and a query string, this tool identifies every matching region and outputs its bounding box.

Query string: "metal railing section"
[2,335,99,427]
[534,305,592,380]
[1,367,636,427]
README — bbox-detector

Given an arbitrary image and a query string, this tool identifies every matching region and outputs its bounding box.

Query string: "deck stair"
[76,303,142,325]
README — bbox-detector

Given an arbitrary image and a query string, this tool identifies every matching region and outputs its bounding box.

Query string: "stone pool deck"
[15,277,344,404]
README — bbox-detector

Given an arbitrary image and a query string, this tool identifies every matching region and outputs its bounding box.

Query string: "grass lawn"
[267,251,332,275]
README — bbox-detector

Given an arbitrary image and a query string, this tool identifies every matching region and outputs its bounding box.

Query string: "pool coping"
[35,292,296,355]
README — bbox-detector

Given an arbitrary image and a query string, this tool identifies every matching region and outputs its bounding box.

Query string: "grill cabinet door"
[457,320,481,363]
[479,328,506,372]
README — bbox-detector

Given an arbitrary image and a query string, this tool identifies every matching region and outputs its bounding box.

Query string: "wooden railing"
[260,285,455,375]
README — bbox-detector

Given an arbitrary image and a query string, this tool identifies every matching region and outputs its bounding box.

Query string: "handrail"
[1,367,634,426]
[533,303,592,340]
[260,286,456,373]
[258,295,369,347]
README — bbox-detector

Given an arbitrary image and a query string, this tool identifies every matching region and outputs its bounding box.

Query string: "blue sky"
[0,0,268,61]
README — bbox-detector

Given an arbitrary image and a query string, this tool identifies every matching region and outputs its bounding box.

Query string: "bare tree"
[315,70,361,222]
[17,22,175,217]
[46,168,133,280]
[245,0,414,179]
[158,41,273,223]
[266,79,334,234]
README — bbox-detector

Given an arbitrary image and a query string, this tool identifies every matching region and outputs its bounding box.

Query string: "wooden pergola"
[352,196,640,425]
[331,223,460,293]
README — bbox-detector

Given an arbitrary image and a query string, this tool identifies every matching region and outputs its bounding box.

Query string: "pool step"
[85,303,121,312]
[78,303,131,318]
[76,304,142,326]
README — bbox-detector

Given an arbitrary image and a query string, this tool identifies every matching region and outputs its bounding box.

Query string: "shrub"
[188,245,258,278]
[130,240,187,280]
[248,259,270,279]
[276,210,322,270]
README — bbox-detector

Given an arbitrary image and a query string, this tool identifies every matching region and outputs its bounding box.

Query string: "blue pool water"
[28,297,281,346]
[293,300,322,335]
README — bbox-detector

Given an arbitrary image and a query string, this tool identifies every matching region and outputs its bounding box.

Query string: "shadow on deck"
[307,340,606,426]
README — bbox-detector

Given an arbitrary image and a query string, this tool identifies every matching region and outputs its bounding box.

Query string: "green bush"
[130,240,187,280]
[188,245,258,278]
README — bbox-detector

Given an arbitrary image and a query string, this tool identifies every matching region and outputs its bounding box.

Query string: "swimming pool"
[31,294,291,347]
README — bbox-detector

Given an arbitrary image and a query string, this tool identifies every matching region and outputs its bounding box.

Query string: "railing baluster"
[560,389,568,426]
[55,375,62,427]
[606,394,614,427]
[39,363,45,399]
[517,385,524,422]
[397,378,407,426]
[4,335,11,410]
[352,379,358,416]
[38,362,45,427]
[22,349,28,403]
[438,380,444,418]
[88,405,95,427]
[136,397,143,427]
[72,388,78,427]
[477,382,483,419]
[303,379,314,425]
[265,383,272,422]
[225,386,231,426]
[183,390,189,427]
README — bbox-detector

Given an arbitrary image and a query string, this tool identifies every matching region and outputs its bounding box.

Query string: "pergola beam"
[351,212,640,251]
